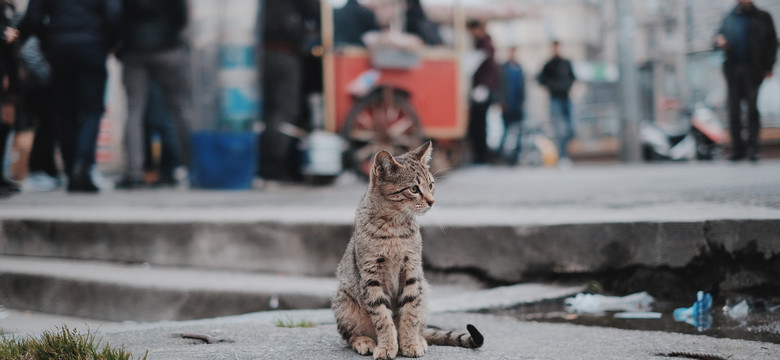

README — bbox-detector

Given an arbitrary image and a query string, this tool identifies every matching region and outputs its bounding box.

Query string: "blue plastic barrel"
[189,131,257,189]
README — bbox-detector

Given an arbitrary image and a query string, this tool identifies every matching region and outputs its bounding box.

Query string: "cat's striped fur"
[332,142,483,359]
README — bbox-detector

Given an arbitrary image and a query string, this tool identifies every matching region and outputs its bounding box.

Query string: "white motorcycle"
[641,103,726,161]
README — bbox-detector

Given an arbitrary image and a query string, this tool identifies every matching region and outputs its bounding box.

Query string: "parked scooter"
[641,103,725,161]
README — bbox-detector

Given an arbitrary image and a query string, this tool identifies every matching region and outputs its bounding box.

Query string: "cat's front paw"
[351,336,376,356]
[372,344,398,360]
[400,338,427,358]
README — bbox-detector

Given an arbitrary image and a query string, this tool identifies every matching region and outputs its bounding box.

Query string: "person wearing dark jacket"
[17,0,122,193]
[466,20,497,165]
[716,0,778,162]
[538,40,576,165]
[497,47,526,165]
[115,0,191,189]
[333,0,379,47]
[261,0,319,181]
[405,0,442,46]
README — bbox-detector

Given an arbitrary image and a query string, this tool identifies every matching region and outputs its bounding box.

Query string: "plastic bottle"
[693,291,713,331]
[673,291,713,331]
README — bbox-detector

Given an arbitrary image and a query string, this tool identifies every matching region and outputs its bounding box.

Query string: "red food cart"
[320,0,469,178]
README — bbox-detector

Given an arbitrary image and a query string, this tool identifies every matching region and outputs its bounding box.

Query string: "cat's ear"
[373,149,401,177]
[411,141,433,166]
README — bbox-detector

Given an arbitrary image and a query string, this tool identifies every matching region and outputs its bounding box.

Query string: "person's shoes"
[67,175,99,193]
[728,153,745,162]
[115,176,146,190]
[151,174,179,188]
[23,171,62,193]
[748,153,760,163]
[67,164,99,193]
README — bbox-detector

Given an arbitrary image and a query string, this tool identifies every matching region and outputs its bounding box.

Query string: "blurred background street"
[1,0,780,359]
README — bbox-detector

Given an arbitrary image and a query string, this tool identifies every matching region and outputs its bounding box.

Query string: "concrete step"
[0,255,336,322]
[0,255,582,326]
[1,217,778,285]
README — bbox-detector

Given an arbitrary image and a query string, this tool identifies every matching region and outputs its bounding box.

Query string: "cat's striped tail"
[423,324,484,349]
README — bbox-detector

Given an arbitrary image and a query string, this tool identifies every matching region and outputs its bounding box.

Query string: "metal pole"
[616,0,642,162]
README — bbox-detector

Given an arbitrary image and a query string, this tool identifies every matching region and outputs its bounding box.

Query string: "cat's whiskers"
[424,205,450,235]
[432,167,451,178]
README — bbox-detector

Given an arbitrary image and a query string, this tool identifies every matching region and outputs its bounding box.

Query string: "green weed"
[0,326,147,360]
[273,316,315,328]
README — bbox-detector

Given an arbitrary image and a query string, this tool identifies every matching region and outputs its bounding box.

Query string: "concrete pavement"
[95,309,780,360]
[1,161,780,358]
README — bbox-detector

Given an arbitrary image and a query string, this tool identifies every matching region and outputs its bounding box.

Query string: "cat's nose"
[427,199,435,207]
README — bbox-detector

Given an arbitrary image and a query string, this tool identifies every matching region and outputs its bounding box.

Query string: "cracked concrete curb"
[0,255,582,323]
[2,219,778,283]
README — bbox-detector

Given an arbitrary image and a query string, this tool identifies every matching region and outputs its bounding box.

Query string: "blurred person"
[466,20,497,165]
[538,40,576,166]
[497,46,526,165]
[116,0,191,189]
[21,36,61,192]
[261,0,319,182]
[0,0,20,195]
[17,0,122,193]
[333,0,380,47]
[405,0,442,46]
[142,81,180,187]
[716,0,777,162]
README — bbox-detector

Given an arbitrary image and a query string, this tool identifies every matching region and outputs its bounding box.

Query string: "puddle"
[493,295,780,344]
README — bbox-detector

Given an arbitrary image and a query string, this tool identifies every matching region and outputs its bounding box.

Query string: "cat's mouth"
[414,205,432,214]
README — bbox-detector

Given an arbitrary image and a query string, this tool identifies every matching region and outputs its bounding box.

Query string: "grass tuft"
[273,316,315,328]
[0,326,147,360]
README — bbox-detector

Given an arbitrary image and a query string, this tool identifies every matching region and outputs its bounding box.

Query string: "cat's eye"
[410,185,420,193]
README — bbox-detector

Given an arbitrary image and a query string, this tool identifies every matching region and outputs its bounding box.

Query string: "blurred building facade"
[483,0,780,157]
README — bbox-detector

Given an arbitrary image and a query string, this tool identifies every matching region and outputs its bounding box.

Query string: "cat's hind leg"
[334,289,378,355]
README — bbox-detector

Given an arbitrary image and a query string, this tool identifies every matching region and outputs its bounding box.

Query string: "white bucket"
[302,131,345,176]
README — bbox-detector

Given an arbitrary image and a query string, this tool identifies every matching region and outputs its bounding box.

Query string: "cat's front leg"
[361,272,398,358]
[397,275,428,357]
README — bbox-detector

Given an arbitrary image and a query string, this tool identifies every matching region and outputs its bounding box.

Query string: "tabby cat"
[332,142,484,359]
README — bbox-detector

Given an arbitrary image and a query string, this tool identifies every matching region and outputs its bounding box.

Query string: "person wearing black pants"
[21,37,59,189]
[0,0,20,195]
[466,20,497,165]
[48,43,108,191]
[17,0,121,192]
[716,0,777,162]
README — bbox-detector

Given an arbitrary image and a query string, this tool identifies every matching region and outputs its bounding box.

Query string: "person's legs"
[119,53,151,187]
[27,84,58,178]
[69,45,108,192]
[744,75,763,161]
[499,109,521,164]
[725,67,746,159]
[261,49,302,180]
[559,98,574,159]
[550,97,566,159]
[48,44,80,180]
[150,46,193,170]
[145,80,180,183]
[510,112,524,165]
[497,112,512,159]
[550,97,575,160]
[468,98,490,165]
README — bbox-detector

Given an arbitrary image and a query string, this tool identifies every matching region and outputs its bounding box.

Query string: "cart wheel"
[343,88,423,180]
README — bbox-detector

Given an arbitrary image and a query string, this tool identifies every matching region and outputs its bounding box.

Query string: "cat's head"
[370,141,435,215]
